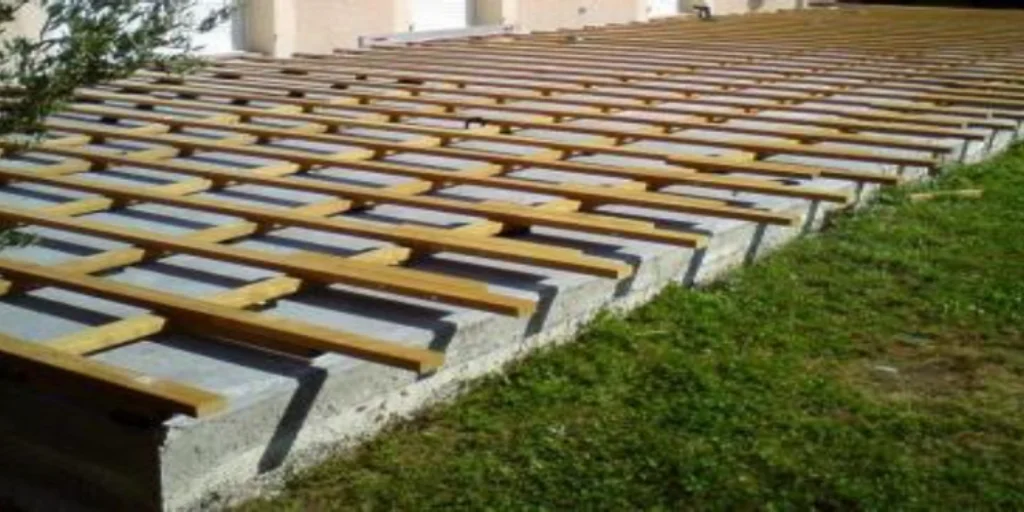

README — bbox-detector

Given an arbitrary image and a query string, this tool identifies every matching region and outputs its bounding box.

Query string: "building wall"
[291,0,404,54]
[5,0,805,56]
[709,0,805,15]
[513,0,647,32]
[3,1,45,41]
[278,0,655,53]
[476,0,517,25]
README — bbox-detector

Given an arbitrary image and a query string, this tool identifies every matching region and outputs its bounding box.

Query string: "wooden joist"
[0,258,446,373]
[47,116,850,213]
[313,50,1024,107]
[203,60,1015,131]
[0,204,536,317]
[218,57,1023,124]
[75,88,899,196]
[129,72,972,151]
[46,276,303,355]
[18,143,712,247]
[0,167,634,279]
[0,331,225,418]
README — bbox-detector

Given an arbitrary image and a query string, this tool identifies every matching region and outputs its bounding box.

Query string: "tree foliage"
[0,0,232,251]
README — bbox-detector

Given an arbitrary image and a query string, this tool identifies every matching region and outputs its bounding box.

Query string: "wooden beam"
[47,276,303,355]
[0,331,225,418]
[0,168,634,279]
[20,143,711,248]
[0,258,446,373]
[46,119,819,222]
[0,204,536,317]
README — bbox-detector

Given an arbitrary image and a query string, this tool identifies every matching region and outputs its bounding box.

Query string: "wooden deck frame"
[97,80,939,174]
[20,143,710,247]
[78,86,910,185]
[130,72,975,151]
[332,44,1024,99]
[343,45,1024,102]
[0,330,226,418]
[0,167,634,280]
[217,58,1022,124]
[561,24,1024,53]
[0,258,446,373]
[288,56,1024,120]
[57,102,859,204]
[1,5,1021,421]
[206,60,1017,132]
[525,8,1024,54]
[166,68,990,143]
[440,38,1024,78]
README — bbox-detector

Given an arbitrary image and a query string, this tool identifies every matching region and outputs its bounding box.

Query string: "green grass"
[241,145,1024,511]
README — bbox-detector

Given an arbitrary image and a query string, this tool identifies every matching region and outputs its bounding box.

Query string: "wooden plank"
[288,198,354,217]
[150,178,215,196]
[317,50,1024,107]
[355,43,1024,104]
[77,93,912,190]
[0,331,225,418]
[55,248,148,276]
[48,276,303,355]
[0,168,635,279]
[0,220,278,298]
[0,258,446,373]
[345,246,412,265]
[38,196,115,217]
[47,119,814,222]
[102,79,943,169]
[60,102,857,207]
[47,316,168,356]
[0,204,536,317]
[218,57,1019,123]
[200,61,1012,131]
[20,137,712,248]
[138,71,979,147]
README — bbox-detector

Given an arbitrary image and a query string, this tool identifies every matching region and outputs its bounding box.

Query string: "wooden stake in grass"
[909,189,984,202]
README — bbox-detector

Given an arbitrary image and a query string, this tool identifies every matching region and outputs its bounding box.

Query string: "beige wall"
[514,0,646,32]
[709,0,801,15]
[476,0,516,25]
[247,0,806,55]
[4,0,804,56]
[3,1,45,41]
[292,0,405,54]
[278,0,652,53]
[245,0,296,56]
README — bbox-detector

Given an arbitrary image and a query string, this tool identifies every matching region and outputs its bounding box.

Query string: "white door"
[648,0,680,17]
[411,0,469,32]
[192,0,241,54]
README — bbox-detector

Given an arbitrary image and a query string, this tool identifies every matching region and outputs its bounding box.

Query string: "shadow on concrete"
[743,223,768,265]
[681,247,708,287]
[801,200,822,235]
[257,366,328,472]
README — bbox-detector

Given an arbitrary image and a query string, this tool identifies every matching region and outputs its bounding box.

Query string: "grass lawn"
[241,145,1024,511]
